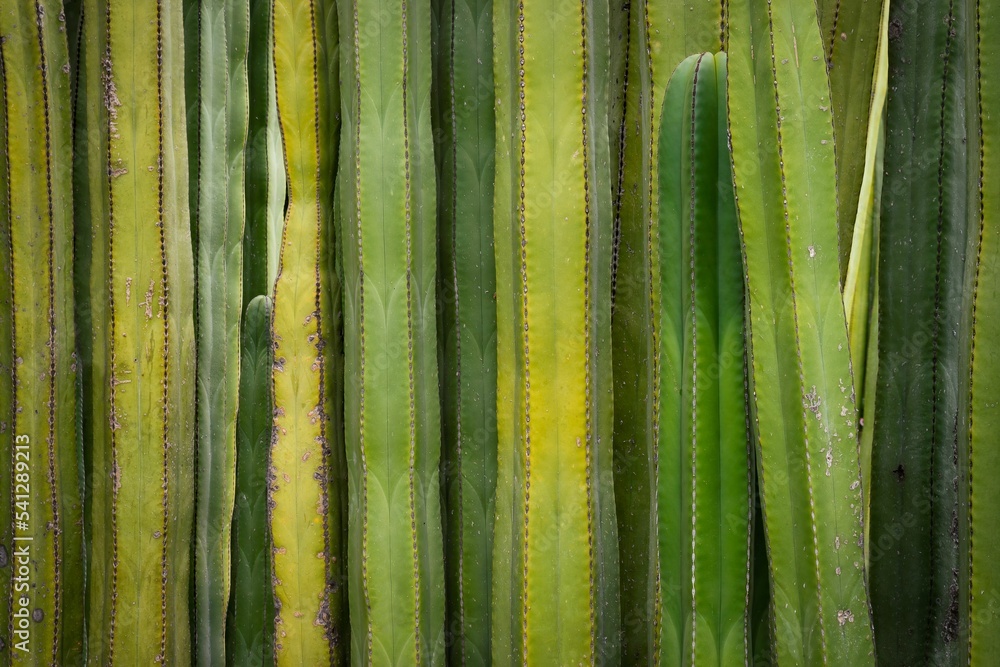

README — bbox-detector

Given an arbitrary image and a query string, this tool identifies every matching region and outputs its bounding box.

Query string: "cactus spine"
[726,0,876,663]
[431,0,497,661]
[610,2,724,661]
[229,295,275,665]
[961,0,1000,660]
[491,0,620,662]
[338,0,446,660]
[269,0,345,662]
[654,52,752,666]
[868,0,967,663]
[77,0,197,663]
[0,3,84,663]
[188,1,250,662]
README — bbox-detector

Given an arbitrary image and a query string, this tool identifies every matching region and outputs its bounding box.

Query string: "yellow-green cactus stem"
[960,0,1000,660]
[610,2,724,661]
[431,0,497,661]
[0,3,84,664]
[269,0,345,663]
[655,51,752,666]
[80,0,197,663]
[727,0,876,663]
[492,0,620,662]
[338,0,447,661]
[187,0,249,663]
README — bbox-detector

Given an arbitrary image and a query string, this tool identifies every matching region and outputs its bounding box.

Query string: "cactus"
[960,0,1000,659]
[726,0,876,663]
[77,0,197,663]
[491,0,620,662]
[268,0,345,663]
[815,0,887,276]
[867,1,967,663]
[187,1,250,663]
[228,295,275,666]
[337,0,446,661]
[610,2,724,660]
[430,0,497,662]
[0,4,84,664]
[655,51,752,665]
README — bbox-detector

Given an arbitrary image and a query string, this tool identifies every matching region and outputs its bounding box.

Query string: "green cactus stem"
[268,0,345,663]
[655,51,752,666]
[338,0,446,661]
[491,0,620,662]
[431,0,497,662]
[0,3,84,664]
[726,0,876,663]
[228,295,275,666]
[868,0,967,663]
[610,2,724,661]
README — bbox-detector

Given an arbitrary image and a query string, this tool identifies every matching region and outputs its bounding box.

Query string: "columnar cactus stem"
[960,0,1000,660]
[869,1,967,664]
[0,4,84,663]
[79,0,196,663]
[655,52,752,666]
[816,0,887,276]
[431,0,497,662]
[726,0,876,663]
[491,0,620,662]
[610,2,724,661]
[338,0,446,661]
[188,1,249,663]
[229,295,275,666]
[269,0,345,662]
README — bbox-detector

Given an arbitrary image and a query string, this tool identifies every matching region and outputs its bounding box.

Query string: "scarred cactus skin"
[0,3,83,663]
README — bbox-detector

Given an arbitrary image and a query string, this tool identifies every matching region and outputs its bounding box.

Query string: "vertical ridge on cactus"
[869,0,967,663]
[961,0,1000,659]
[726,0,876,663]
[0,3,84,663]
[77,0,197,663]
[269,0,345,662]
[655,51,752,666]
[431,0,498,662]
[338,0,447,661]
[609,2,724,661]
[491,0,620,661]
[188,1,250,662]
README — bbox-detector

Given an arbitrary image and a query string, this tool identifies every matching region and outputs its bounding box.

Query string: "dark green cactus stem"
[868,0,967,663]
[0,4,84,664]
[81,0,197,663]
[338,0,446,661]
[188,1,249,663]
[228,295,275,666]
[961,0,1000,660]
[269,0,345,663]
[655,51,751,665]
[431,0,497,662]
[492,0,620,662]
[726,0,876,663]
[243,0,285,303]
[816,0,887,277]
[610,3,724,661]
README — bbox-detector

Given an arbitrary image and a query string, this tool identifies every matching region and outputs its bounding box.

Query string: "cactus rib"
[726,0,876,663]
[431,0,498,661]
